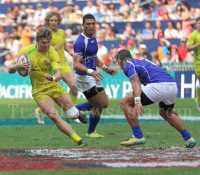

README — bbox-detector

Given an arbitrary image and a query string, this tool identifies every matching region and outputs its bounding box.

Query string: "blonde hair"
[45,11,62,26]
[36,27,52,42]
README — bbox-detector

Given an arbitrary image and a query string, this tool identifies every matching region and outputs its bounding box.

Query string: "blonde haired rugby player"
[7,27,88,146]
[35,11,79,124]
[186,16,200,110]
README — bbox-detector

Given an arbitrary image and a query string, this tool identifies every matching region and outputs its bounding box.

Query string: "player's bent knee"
[69,83,77,91]
[65,106,79,119]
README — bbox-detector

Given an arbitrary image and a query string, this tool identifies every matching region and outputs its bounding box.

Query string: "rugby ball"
[17,54,32,77]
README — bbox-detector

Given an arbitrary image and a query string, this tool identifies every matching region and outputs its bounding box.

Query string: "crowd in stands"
[0,0,199,68]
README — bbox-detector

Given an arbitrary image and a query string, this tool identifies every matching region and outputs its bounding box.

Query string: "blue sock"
[87,113,100,134]
[180,129,192,141]
[75,102,93,111]
[132,126,143,139]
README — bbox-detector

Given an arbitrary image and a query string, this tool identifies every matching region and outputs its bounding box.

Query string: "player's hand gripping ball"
[17,54,32,77]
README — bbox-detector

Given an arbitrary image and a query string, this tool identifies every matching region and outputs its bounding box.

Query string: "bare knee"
[69,83,77,91]
[46,110,60,122]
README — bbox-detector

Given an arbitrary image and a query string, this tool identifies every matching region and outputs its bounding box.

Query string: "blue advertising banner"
[0,71,197,99]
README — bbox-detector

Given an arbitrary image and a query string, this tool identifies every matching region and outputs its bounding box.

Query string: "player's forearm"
[73,61,89,74]
[186,44,200,52]
[64,43,72,54]
[131,76,141,98]
[96,57,104,69]
[7,63,18,74]
[53,69,62,81]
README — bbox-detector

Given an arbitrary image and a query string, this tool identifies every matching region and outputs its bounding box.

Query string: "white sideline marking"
[103,161,200,168]
[100,115,200,121]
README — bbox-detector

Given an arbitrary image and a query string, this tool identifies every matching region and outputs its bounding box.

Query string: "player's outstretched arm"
[64,43,73,56]
[131,74,144,117]
[45,69,62,82]
[7,60,31,74]
[186,42,200,52]
[96,57,118,76]
[74,55,104,81]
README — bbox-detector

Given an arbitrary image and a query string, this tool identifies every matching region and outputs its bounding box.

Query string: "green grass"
[0,98,199,118]
[0,98,200,174]
[0,168,200,175]
[0,122,199,149]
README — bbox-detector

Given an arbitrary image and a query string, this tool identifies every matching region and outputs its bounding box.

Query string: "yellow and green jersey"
[18,44,61,95]
[187,30,200,62]
[51,29,68,65]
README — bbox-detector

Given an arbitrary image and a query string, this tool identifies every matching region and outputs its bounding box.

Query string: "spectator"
[104,23,112,40]
[59,1,74,17]
[95,23,101,39]
[19,4,27,22]
[46,2,55,14]
[17,25,23,40]
[0,26,9,40]
[149,3,157,20]
[102,4,113,21]
[123,11,131,22]
[108,29,119,40]
[93,5,103,19]
[140,44,152,61]
[123,22,135,39]
[134,50,142,59]
[182,13,195,38]
[108,44,118,64]
[27,9,36,26]
[164,21,178,38]
[119,41,126,50]
[138,5,145,20]
[6,34,19,58]
[157,38,171,61]
[154,20,163,39]
[74,10,83,24]
[123,24,134,40]
[161,50,174,65]
[109,3,117,15]
[65,29,73,43]
[0,14,8,26]
[171,44,179,63]
[151,51,161,66]
[145,9,153,21]
[34,3,47,24]
[142,21,154,39]
[196,3,200,16]
[178,38,187,62]
[119,0,129,14]
[99,29,106,40]
[82,0,96,15]
[127,39,136,57]
[97,40,109,63]
[21,25,33,48]
[136,29,143,39]
[190,7,198,20]
[172,6,182,20]
[137,38,144,48]
[130,11,143,22]
[176,21,183,39]
[4,53,13,68]
[96,0,104,13]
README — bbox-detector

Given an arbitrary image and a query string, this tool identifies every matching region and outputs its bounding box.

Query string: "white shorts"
[75,74,103,93]
[142,82,178,105]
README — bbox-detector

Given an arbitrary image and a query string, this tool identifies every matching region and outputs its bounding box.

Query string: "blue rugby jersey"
[123,58,175,85]
[74,33,98,75]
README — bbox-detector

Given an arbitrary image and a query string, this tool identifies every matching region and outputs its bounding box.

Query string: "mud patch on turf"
[0,147,200,171]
